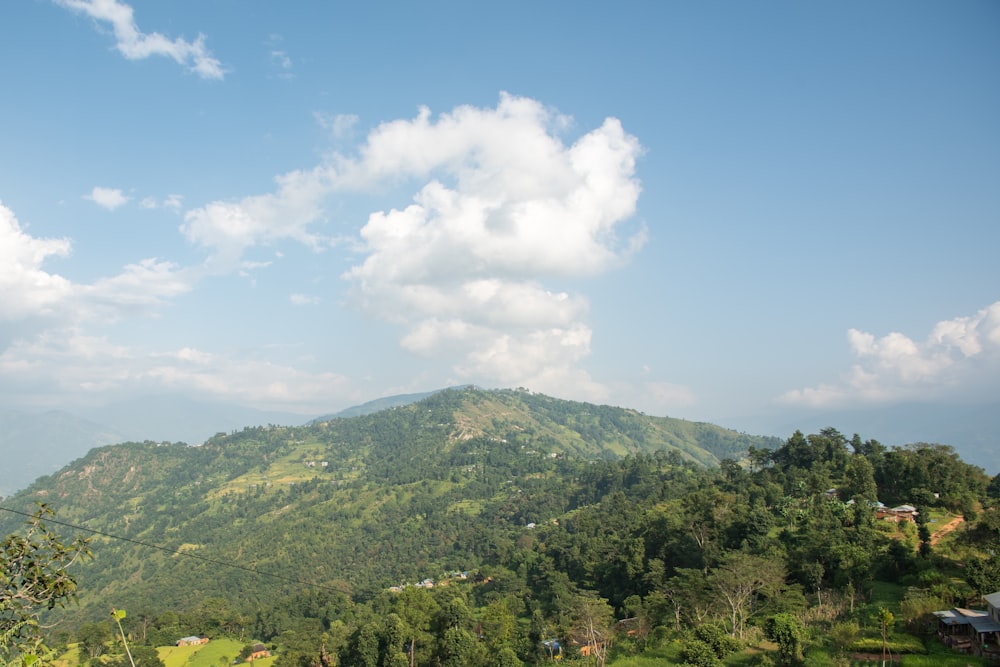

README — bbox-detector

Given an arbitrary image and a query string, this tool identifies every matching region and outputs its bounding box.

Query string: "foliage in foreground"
[0,504,90,666]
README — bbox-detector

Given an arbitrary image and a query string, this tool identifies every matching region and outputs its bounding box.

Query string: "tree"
[568,592,614,667]
[1,504,91,665]
[105,645,164,667]
[876,607,894,667]
[488,646,522,667]
[708,552,785,640]
[965,553,1000,602]
[77,622,113,659]
[479,600,515,651]
[764,614,804,666]
[435,626,480,667]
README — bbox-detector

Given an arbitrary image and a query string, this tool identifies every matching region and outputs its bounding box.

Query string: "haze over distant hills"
[727,400,1000,476]
[2,388,997,498]
[0,396,307,497]
[0,409,126,498]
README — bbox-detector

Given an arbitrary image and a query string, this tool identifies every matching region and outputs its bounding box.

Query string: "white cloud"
[342,94,644,396]
[0,201,73,322]
[182,165,334,268]
[139,194,184,210]
[0,199,194,326]
[55,0,225,80]
[290,293,320,306]
[85,186,129,210]
[780,301,1000,408]
[314,112,359,140]
[182,94,644,398]
[0,331,354,414]
[270,49,293,79]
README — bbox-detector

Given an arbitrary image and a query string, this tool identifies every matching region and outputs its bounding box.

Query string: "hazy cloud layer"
[183,95,646,398]
[55,0,225,79]
[0,329,353,413]
[781,301,1000,407]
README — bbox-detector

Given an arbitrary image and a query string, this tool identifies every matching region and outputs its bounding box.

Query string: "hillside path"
[929,515,964,546]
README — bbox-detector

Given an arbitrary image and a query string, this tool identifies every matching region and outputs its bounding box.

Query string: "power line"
[0,504,345,596]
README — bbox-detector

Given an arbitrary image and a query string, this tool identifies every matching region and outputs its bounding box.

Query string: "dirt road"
[929,515,964,546]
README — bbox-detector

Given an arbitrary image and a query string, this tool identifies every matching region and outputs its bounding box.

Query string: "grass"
[158,638,245,667]
[607,644,682,666]
[901,654,988,666]
[51,643,83,667]
[867,580,907,615]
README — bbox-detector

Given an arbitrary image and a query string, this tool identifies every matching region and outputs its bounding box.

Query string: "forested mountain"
[0,388,775,619]
[4,387,999,667]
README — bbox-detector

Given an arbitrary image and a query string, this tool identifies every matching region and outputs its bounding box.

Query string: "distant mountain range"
[310,387,459,421]
[727,400,1000,476]
[0,409,126,497]
[0,397,307,497]
[2,389,996,498]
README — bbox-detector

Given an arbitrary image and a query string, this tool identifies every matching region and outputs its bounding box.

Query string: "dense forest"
[3,388,1000,666]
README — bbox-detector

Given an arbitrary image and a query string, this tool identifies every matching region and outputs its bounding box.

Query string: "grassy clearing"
[158,639,265,667]
[158,643,203,667]
[608,644,682,666]
[867,580,906,614]
[51,643,83,667]
[901,654,988,666]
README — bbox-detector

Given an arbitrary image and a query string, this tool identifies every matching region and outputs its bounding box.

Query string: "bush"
[678,639,721,667]
[692,624,740,658]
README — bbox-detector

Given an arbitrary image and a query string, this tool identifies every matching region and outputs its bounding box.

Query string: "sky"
[1,0,999,428]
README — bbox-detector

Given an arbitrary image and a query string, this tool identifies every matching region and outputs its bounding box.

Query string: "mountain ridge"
[0,387,781,625]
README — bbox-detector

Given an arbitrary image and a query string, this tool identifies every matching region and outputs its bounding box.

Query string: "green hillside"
[3,397,997,667]
[0,387,779,627]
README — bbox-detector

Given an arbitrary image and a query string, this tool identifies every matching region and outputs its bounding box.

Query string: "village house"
[247,643,271,661]
[933,591,1000,659]
[877,504,919,522]
[176,636,209,646]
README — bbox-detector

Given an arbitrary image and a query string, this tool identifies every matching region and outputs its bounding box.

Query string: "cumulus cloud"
[182,164,335,268]
[342,94,644,395]
[85,186,129,210]
[181,94,644,397]
[55,0,225,80]
[0,200,193,326]
[0,201,73,322]
[780,301,1000,407]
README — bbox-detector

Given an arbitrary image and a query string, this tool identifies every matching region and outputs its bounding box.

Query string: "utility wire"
[0,504,345,596]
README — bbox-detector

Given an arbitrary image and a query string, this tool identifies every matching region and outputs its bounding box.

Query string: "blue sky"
[1,0,998,426]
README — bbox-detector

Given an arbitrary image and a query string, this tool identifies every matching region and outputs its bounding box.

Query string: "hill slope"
[0,409,126,498]
[0,387,780,625]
